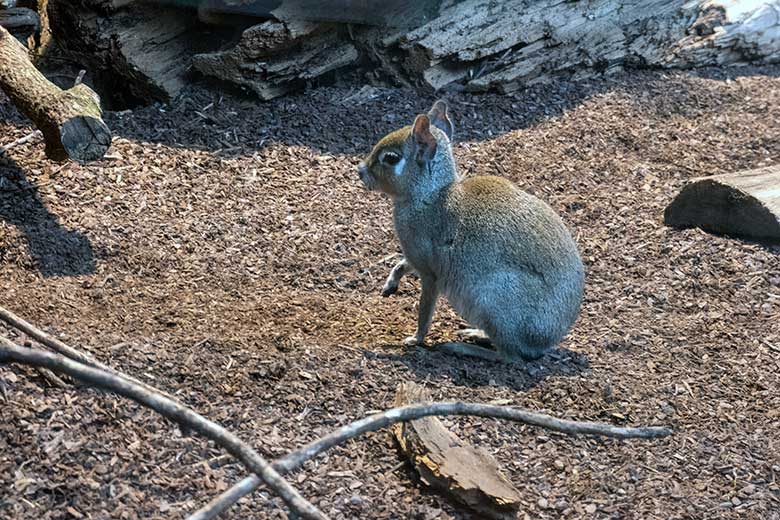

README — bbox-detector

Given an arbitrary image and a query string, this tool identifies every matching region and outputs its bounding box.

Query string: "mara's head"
[358,100,455,199]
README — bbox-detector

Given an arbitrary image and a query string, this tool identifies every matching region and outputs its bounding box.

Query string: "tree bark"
[41,0,780,104]
[0,24,111,162]
[664,165,780,242]
[193,0,780,98]
[192,19,359,100]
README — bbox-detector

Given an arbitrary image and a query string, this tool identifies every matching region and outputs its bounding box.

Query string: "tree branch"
[0,305,672,520]
[0,338,327,520]
[189,392,672,520]
[0,305,171,399]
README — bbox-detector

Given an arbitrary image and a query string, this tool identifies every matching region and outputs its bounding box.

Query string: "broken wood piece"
[0,25,111,162]
[393,382,522,519]
[194,395,671,520]
[664,165,780,242]
[192,19,359,101]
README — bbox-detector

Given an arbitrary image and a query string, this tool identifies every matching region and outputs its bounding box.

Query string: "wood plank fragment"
[393,382,522,519]
[664,165,780,242]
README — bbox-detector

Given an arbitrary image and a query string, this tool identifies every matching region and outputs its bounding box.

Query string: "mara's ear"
[427,99,454,140]
[411,114,437,163]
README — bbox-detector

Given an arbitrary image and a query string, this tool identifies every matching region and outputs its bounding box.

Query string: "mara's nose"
[358,162,367,179]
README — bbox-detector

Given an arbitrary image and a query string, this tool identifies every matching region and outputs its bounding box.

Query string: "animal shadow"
[372,343,589,393]
[0,158,95,277]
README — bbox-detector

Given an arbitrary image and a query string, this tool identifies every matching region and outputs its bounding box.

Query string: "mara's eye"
[382,152,402,166]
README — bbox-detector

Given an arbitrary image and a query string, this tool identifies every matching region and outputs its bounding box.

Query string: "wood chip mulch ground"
[1,65,779,520]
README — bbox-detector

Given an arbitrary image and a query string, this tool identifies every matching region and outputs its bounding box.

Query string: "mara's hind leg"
[453,328,491,346]
[382,258,414,297]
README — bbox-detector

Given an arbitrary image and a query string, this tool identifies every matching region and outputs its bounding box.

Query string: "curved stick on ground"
[0,305,172,399]
[0,305,108,366]
[0,338,327,520]
[190,393,673,520]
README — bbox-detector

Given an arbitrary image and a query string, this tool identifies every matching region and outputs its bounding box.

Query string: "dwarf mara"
[358,100,584,362]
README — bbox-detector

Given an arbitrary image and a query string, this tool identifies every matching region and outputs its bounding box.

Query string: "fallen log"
[47,0,228,106]
[40,1,780,105]
[0,25,111,162]
[393,382,522,519]
[375,0,780,93]
[195,0,780,99]
[663,1,780,68]
[664,165,780,242]
[192,19,358,100]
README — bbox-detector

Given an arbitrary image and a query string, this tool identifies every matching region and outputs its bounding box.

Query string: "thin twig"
[0,130,42,154]
[0,305,171,399]
[16,340,69,388]
[0,338,327,520]
[33,365,69,388]
[761,338,780,354]
[189,397,672,520]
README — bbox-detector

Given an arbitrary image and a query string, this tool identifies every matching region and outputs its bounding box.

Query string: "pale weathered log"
[47,0,217,105]
[0,25,111,162]
[664,1,780,67]
[393,382,522,519]
[664,165,780,242]
[192,19,358,100]
[378,0,780,93]
[192,0,780,99]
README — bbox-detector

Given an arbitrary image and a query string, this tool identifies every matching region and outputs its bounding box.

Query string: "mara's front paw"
[381,280,399,297]
[403,336,423,347]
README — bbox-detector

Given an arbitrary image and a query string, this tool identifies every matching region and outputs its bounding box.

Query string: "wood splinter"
[393,382,522,519]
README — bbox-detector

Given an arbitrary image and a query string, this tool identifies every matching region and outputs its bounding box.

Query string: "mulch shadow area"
[1,65,779,519]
